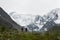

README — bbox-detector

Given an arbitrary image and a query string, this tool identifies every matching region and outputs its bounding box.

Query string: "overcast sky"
[0,0,60,16]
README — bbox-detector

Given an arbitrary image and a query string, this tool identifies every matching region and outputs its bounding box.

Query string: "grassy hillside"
[0,25,60,40]
[0,31,60,40]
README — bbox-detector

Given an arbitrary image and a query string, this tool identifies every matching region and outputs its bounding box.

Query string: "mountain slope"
[0,7,21,31]
[40,21,56,32]
[48,24,60,33]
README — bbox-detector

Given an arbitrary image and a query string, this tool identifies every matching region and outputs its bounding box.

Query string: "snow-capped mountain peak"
[9,8,60,32]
